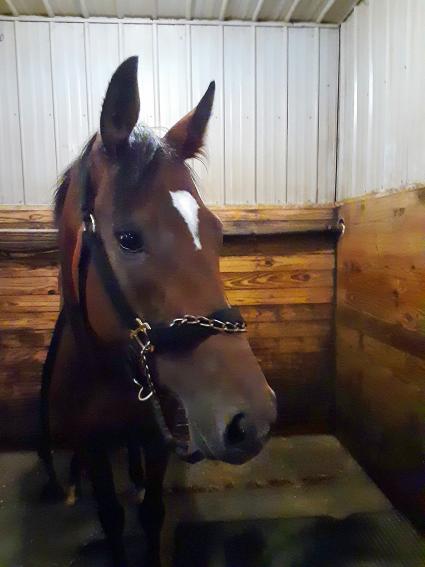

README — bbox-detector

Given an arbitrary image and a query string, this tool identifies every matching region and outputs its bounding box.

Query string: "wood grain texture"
[0,205,339,252]
[0,210,336,445]
[336,187,425,527]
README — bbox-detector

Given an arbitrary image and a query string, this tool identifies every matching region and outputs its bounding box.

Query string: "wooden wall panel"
[0,207,336,446]
[336,187,425,528]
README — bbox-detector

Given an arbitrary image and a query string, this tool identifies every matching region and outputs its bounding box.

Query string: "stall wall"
[336,187,425,526]
[0,18,339,206]
[0,206,337,446]
[337,0,425,199]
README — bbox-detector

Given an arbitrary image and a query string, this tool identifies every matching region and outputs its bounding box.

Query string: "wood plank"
[0,205,339,253]
[0,296,60,313]
[1,348,47,369]
[0,277,59,296]
[223,270,333,290]
[0,230,58,252]
[220,253,334,272]
[227,287,333,305]
[0,329,53,349]
[250,336,329,354]
[247,321,331,339]
[0,204,336,226]
[240,304,333,323]
[0,313,57,330]
[0,257,59,278]
[337,328,425,468]
[338,305,425,360]
[222,233,336,256]
[336,187,425,527]
[337,188,425,332]
[0,207,54,228]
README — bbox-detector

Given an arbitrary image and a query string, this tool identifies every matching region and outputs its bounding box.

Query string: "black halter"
[73,152,247,458]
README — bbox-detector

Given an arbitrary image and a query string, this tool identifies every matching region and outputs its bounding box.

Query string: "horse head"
[57,57,276,465]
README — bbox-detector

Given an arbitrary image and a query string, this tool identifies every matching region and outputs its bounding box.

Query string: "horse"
[38,56,277,567]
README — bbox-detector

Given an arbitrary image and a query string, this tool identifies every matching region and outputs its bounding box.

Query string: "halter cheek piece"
[75,159,247,456]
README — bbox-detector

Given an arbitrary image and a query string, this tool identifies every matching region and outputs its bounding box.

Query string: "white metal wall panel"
[1,19,341,205]
[338,0,425,199]
[382,0,408,189]
[191,24,224,204]
[352,3,369,196]
[224,26,256,204]
[157,24,189,132]
[15,21,57,203]
[256,26,287,204]
[0,21,23,203]
[336,14,354,199]
[287,27,319,204]
[407,0,425,184]
[317,27,338,202]
[87,23,120,133]
[122,24,156,128]
[367,0,387,193]
[51,22,89,175]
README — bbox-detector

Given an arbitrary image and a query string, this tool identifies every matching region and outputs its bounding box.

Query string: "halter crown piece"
[75,159,247,456]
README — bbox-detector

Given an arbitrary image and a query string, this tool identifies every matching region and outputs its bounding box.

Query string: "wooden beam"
[4,0,18,16]
[252,0,265,21]
[283,0,302,22]
[316,0,336,23]
[0,205,339,253]
[219,0,229,21]
[79,0,89,18]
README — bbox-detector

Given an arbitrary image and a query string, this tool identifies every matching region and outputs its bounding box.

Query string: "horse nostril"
[225,413,249,446]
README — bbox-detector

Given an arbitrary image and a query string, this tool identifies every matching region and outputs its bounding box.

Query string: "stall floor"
[0,435,423,566]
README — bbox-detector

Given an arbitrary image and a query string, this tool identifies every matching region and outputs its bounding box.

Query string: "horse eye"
[116,231,144,252]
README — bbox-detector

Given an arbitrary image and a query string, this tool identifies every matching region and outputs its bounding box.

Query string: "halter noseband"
[73,152,247,457]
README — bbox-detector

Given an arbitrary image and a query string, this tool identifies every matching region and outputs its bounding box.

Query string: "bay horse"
[39,56,277,566]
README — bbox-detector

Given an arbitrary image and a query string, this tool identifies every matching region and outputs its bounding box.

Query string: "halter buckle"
[130,318,154,352]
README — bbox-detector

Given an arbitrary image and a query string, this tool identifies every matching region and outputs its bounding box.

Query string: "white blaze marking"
[170,190,202,250]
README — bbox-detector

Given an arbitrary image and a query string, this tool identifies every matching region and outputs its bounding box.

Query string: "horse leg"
[65,452,83,506]
[37,442,65,502]
[82,445,128,567]
[138,443,169,566]
[38,309,67,502]
[127,438,145,503]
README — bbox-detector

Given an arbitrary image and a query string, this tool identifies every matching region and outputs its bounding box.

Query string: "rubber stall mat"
[173,511,425,567]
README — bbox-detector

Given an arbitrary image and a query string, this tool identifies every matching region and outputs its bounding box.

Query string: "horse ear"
[165,81,215,160]
[100,56,140,155]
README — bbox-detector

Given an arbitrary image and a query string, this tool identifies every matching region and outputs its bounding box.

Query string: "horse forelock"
[53,126,164,225]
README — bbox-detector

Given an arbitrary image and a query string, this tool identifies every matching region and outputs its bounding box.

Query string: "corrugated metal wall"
[337,0,425,200]
[0,19,339,205]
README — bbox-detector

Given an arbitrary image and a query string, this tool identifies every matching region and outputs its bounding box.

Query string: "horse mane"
[53,134,97,226]
[53,126,162,226]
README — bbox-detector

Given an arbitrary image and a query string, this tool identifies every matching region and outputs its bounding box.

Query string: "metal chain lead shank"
[130,314,247,402]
